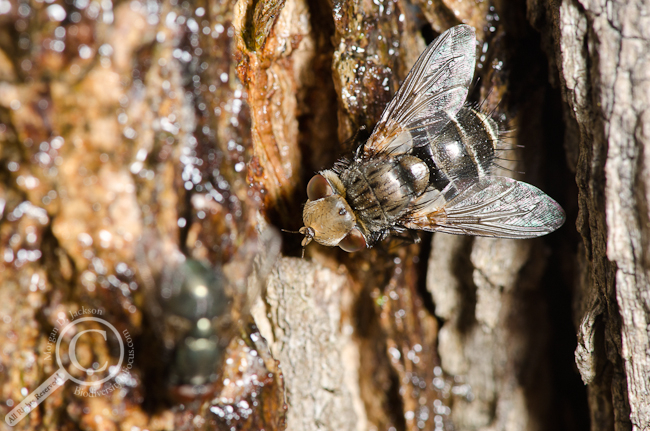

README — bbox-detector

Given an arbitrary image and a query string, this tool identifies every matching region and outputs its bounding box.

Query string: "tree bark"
[0,0,648,430]
[528,0,650,429]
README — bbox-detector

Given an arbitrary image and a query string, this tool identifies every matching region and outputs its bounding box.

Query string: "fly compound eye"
[306,174,333,200]
[338,227,366,252]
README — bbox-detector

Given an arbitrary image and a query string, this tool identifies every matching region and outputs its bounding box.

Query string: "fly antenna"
[281,229,301,234]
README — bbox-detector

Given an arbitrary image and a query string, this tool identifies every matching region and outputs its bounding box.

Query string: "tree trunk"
[528,0,650,429]
[0,0,647,429]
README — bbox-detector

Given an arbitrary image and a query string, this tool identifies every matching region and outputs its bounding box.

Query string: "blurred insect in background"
[300,24,565,252]
[138,227,281,399]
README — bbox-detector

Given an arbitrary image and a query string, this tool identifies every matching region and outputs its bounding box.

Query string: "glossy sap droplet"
[338,227,366,252]
[306,174,333,201]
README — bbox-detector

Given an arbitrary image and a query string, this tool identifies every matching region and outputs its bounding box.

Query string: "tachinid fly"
[300,24,565,252]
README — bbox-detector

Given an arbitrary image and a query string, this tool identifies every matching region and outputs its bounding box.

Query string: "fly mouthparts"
[299,226,314,247]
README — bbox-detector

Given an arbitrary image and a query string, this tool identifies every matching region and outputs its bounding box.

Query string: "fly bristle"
[493,156,518,163]
[331,157,351,174]
[490,161,524,175]
[492,128,516,154]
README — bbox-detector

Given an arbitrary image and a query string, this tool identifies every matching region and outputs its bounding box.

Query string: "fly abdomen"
[454,106,499,173]
[419,106,499,198]
[398,155,429,196]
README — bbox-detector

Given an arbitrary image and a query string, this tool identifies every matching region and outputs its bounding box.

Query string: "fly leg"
[386,229,422,252]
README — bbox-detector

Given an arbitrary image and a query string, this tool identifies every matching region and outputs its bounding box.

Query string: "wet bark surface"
[0,0,647,430]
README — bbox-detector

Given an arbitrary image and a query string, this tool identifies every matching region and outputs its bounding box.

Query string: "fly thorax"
[398,155,429,196]
[302,195,356,247]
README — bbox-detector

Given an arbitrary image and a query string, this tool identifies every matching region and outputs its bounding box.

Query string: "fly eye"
[306,174,333,200]
[338,228,366,252]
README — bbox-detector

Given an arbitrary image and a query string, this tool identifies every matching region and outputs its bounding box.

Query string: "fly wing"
[363,25,476,157]
[403,176,566,239]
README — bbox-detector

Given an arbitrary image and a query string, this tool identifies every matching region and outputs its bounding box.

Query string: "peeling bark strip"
[530,0,650,429]
[233,0,309,217]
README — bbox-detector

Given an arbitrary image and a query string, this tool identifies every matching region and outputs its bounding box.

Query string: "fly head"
[301,174,367,252]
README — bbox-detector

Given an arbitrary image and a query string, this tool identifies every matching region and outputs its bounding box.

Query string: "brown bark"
[0,0,648,430]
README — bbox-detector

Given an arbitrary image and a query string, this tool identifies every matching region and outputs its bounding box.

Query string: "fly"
[300,24,565,252]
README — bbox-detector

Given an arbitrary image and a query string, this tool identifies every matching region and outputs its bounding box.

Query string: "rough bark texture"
[528,0,650,429]
[0,0,648,430]
[251,258,365,431]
